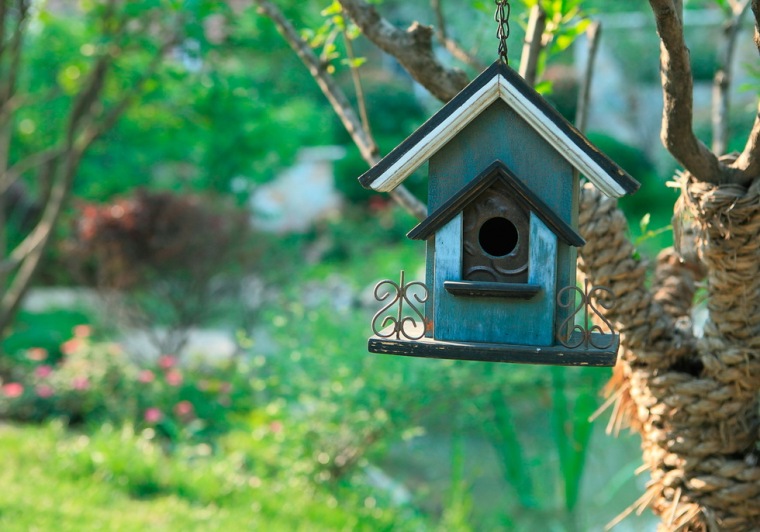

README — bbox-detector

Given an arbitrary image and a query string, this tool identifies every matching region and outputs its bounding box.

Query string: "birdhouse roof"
[407,160,584,247]
[358,61,639,198]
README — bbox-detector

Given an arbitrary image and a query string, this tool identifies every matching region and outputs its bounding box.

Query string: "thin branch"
[753,0,760,52]
[342,29,374,143]
[576,21,602,134]
[648,0,728,183]
[0,148,82,332]
[731,101,760,179]
[519,4,547,86]
[430,0,486,71]
[730,0,760,180]
[0,1,28,174]
[338,0,469,103]
[254,0,427,221]
[81,36,179,148]
[711,0,752,155]
[0,148,63,196]
[255,0,375,162]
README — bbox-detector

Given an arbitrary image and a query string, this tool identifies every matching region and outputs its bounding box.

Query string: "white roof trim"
[371,77,500,192]
[496,77,626,197]
[369,72,628,198]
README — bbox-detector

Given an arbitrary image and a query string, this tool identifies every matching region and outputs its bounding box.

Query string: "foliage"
[67,189,255,353]
[0,422,428,530]
[0,328,252,440]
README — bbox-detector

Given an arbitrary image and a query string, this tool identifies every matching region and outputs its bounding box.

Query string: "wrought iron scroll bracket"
[371,271,429,341]
[556,279,617,350]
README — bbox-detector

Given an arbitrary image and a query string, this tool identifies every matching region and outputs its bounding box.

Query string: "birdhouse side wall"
[432,213,558,345]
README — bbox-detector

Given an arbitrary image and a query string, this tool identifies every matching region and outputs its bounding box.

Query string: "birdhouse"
[361,62,639,366]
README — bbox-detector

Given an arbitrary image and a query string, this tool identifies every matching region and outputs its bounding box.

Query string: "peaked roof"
[407,160,585,247]
[359,61,639,198]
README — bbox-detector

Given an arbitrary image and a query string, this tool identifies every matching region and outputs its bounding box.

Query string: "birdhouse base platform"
[369,325,618,367]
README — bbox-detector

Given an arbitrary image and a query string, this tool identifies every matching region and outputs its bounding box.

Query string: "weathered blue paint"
[432,212,557,346]
[427,101,577,305]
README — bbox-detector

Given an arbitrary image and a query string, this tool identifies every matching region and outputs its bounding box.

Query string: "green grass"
[0,422,424,531]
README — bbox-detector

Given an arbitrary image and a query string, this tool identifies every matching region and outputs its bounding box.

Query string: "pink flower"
[219,382,231,394]
[34,365,53,379]
[173,400,194,418]
[60,338,82,355]
[138,370,155,383]
[269,420,283,434]
[144,407,163,424]
[2,382,24,398]
[72,377,90,391]
[165,369,183,387]
[158,355,177,370]
[27,348,48,361]
[36,384,55,398]
[73,325,92,338]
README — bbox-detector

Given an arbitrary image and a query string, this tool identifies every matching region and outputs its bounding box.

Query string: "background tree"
[0,0,185,334]
[256,0,760,529]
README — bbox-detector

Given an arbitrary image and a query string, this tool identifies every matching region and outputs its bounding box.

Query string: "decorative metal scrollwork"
[556,279,616,349]
[371,271,429,340]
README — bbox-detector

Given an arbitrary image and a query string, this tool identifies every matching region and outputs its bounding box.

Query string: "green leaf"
[534,80,553,95]
[320,1,342,16]
[639,213,651,233]
[341,57,367,68]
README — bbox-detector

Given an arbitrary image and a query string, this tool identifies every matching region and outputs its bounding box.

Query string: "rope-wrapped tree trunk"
[579,179,760,531]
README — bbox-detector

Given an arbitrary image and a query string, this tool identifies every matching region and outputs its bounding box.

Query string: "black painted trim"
[358,61,640,195]
[444,281,541,299]
[368,331,619,367]
[407,160,585,247]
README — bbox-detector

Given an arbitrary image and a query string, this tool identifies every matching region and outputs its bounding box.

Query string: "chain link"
[494,0,511,64]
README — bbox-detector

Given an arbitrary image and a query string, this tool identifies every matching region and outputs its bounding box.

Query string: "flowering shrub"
[0,326,257,441]
[67,189,257,355]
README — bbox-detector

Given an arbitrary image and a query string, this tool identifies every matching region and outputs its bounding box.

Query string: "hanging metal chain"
[494,0,511,64]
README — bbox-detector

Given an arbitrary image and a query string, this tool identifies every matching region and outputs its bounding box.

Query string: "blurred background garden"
[0,0,757,530]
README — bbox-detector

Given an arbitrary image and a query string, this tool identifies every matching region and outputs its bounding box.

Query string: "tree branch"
[732,101,760,179]
[753,0,760,52]
[575,21,601,134]
[430,0,486,71]
[711,0,752,156]
[254,0,427,221]
[648,0,728,183]
[0,147,82,332]
[518,4,547,87]
[338,0,469,102]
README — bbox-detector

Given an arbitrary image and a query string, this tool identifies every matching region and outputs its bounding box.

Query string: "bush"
[67,189,257,353]
[0,328,256,441]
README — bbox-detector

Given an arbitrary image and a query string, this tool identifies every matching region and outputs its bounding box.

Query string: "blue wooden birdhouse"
[361,62,639,366]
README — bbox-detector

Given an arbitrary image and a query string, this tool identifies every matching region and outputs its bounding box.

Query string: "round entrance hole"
[479,217,519,257]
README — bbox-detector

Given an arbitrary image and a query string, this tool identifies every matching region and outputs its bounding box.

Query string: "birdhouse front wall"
[425,99,579,336]
[431,211,557,345]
